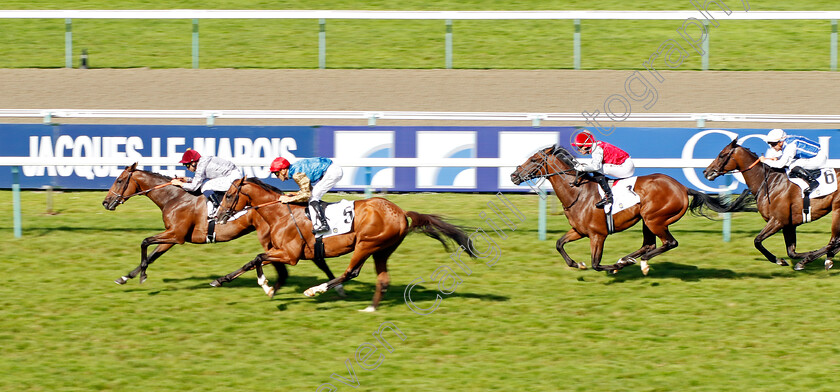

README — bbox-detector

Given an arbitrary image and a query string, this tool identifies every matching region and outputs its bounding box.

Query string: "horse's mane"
[244,177,285,195]
[550,145,577,168]
[135,169,173,182]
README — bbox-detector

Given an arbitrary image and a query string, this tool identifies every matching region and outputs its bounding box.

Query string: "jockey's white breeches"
[310,164,343,201]
[790,150,828,170]
[601,159,636,179]
[200,173,242,193]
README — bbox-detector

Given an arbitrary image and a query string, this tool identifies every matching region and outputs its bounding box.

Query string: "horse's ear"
[127,162,138,171]
[729,138,739,147]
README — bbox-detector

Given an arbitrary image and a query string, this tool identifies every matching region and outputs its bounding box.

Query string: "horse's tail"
[405,211,477,258]
[686,188,756,218]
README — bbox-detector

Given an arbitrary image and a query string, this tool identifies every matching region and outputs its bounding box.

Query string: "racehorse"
[703,139,840,270]
[510,145,749,274]
[101,163,342,296]
[214,177,476,311]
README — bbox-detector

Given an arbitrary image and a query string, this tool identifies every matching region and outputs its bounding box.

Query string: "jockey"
[170,149,242,219]
[570,130,635,209]
[759,128,826,197]
[270,156,344,233]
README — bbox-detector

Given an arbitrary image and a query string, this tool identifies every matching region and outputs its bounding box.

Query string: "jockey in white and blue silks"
[270,156,344,233]
[759,128,827,197]
[170,149,242,219]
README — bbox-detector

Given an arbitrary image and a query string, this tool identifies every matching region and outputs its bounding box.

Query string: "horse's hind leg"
[556,229,586,269]
[311,257,346,298]
[635,224,679,276]
[362,242,402,312]
[616,224,656,271]
[304,247,373,298]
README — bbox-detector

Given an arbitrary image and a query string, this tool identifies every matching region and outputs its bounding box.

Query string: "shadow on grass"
[154,274,509,310]
[599,261,827,283]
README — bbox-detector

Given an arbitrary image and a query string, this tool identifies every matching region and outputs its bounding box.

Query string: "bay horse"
[510,145,748,274]
[214,177,476,311]
[102,163,342,296]
[703,139,840,270]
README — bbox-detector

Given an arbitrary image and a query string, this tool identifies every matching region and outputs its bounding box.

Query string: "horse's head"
[216,177,251,224]
[510,145,575,185]
[102,163,139,210]
[703,138,743,181]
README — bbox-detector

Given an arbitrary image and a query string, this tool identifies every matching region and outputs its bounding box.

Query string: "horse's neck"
[736,151,787,197]
[546,175,582,207]
[136,172,185,209]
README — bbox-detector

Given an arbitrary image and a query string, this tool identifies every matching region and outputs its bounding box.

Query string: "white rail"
[2,10,836,20]
[6,109,840,127]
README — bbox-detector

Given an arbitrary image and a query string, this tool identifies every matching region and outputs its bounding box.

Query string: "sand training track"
[0,69,838,128]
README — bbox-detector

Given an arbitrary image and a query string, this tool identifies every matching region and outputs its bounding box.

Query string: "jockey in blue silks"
[759,128,827,197]
[270,156,344,233]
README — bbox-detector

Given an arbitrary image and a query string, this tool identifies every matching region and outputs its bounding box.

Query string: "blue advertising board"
[0,124,315,189]
[2,124,837,192]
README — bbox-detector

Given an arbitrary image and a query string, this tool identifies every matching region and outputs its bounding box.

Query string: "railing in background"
[1,10,839,70]
[6,109,840,127]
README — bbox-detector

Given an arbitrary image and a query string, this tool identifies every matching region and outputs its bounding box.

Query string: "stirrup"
[595,197,612,209]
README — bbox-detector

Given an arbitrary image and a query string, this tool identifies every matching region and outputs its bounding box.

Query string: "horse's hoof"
[304,283,329,297]
[139,275,147,284]
[359,306,376,313]
[826,260,834,270]
[610,269,618,275]
[776,258,789,266]
[793,262,805,271]
[641,260,650,276]
[334,284,347,298]
[266,288,276,298]
[578,262,587,270]
[209,280,222,287]
[114,277,127,285]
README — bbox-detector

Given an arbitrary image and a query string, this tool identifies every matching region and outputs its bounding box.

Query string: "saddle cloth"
[305,199,355,238]
[786,168,838,199]
[595,176,641,214]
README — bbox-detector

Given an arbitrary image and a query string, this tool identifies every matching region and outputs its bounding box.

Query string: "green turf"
[2,189,839,391]
[1,1,839,70]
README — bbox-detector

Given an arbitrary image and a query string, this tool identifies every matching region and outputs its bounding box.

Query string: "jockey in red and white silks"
[571,130,635,208]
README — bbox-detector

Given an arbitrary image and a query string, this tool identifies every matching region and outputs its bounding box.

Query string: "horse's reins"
[108,170,172,204]
[716,146,771,204]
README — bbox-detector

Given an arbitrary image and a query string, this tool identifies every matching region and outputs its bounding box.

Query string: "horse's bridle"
[710,144,770,203]
[108,169,171,204]
[515,149,578,183]
[217,179,285,223]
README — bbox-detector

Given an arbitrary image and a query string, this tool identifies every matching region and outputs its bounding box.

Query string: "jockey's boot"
[789,166,819,197]
[203,190,222,220]
[592,173,613,209]
[309,200,330,234]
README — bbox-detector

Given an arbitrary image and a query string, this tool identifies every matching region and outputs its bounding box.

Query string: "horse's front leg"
[556,229,586,269]
[754,219,788,266]
[588,234,611,272]
[310,257,346,297]
[115,243,175,285]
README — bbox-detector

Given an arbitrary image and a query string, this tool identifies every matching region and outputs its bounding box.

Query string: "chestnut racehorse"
[214,177,476,311]
[511,145,749,274]
[703,139,840,270]
[102,163,342,296]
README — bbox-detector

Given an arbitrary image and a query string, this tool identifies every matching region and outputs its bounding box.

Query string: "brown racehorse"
[510,145,747,274]
[703,139,840,270]
[214,177,476,311]
[101,163,342,296]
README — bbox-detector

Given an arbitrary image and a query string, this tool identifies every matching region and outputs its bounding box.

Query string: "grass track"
[2,190,840,391]
[2,1,840,70]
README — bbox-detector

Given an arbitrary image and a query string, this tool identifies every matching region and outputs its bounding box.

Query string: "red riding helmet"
[179,149,201,164]
[270,157,290,172]
[571,131,596,148]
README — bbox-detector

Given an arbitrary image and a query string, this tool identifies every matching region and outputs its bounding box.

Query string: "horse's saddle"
[595,177,641,214]
[303,200,355,238]
[785,167,838,199]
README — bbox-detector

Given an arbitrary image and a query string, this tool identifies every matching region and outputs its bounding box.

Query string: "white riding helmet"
[766,128,787,143]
